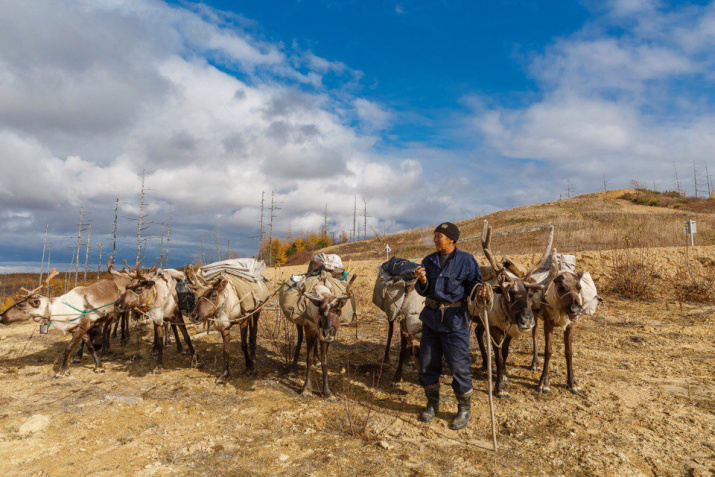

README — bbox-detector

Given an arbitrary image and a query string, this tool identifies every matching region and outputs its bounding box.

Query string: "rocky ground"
[0,250,713,476]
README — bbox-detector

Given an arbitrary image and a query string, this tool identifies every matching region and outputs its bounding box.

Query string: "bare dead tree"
[652,175,658,192]
[352,195,357,242]
[160,220,165,266]
[83,223,92,284]
[566,178,573,198]
[74,207,83,288]
[322,203,328,237]
[258,191,265,260]
[602,174,608,192]
[165,207,173,268]
[111,198,118,268]
[705,162,712,198]
[674,162,682,195]
[213,229,221,262]
[227,239,231,259]
[268,189,281,267]
[363,197,368,241]
[136,169,148,264]
[96,243,103,279]
[38,224,48,285]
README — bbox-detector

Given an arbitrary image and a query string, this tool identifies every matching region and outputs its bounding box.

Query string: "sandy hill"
[320,190,714,262]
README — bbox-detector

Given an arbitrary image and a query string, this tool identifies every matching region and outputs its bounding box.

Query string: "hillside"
[320,190,714,262]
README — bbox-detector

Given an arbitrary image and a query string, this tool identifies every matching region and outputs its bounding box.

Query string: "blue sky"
[1,0,714,272]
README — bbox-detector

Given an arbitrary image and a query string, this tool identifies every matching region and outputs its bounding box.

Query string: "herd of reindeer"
[0,220,599,401]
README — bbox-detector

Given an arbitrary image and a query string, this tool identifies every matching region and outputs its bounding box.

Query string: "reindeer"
[115,259,201,374]
[471,221,553,398]
[1,269,121,377]
[372,271,424,384]
[529,251,595,394]
[187,271,266,383]
[296,274,357,400]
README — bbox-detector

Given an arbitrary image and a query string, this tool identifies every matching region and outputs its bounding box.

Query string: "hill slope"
[322,190,714,262]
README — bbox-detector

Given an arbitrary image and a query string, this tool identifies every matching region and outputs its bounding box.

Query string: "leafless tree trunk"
[165,207,172,268]
[39,224,48,285]
[213,230,221,262]
[136,169,147,265]
[674,162,682,195]
[83,224,92,284]
[363,198,368,241]
[96,243,103,279]
[111,198,118,268]
[74,207,83,288]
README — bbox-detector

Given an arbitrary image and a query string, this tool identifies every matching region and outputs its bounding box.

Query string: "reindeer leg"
[164,322,172,347]
[121,311,130,346]
[172,322,184,355]
[492,327,509,398]
[111,319,119,339]
[530,320,540,371]
[249,311,259,360]
[383,320,394,368]
[175,313,202,368]
[292,324,303,370]
[320,340,334,401]
[240,322,255,376]
[564,324,582,394]
[57,327,87,378]
[152,325,159,354]
[74,340,85,363]
[101,320,111,356]
[392,329,407,386]
[538,320,554,394]
[475,321,488,371]
[82,332,104,373]
[300,328,315,398]
[153,322,165,374]
[217,328,230,384]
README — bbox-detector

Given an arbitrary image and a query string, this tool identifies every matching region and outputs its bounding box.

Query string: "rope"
[204,286,283,324]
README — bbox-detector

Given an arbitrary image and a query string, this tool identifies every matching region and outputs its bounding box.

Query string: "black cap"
[434,222,459,243]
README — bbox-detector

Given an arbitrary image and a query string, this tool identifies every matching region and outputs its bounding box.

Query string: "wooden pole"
[83,224,92,284]
[39,224,48,285]
[481,305,498,452]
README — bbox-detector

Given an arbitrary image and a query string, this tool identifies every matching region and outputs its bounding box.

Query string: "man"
[414,222,486,430]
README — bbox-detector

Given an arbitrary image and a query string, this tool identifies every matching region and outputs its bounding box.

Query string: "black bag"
[175,279,195,313]
[381,257,418,282]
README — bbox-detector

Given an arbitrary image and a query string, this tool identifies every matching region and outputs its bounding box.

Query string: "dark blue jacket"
[415,248,483,332]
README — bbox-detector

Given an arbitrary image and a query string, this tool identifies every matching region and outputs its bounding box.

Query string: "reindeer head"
[550,270,585,321]
[115,258,161,312]
[189,273,227,324]
[1,269,58,324]
[302,275,356,342]
[481,221,554,332]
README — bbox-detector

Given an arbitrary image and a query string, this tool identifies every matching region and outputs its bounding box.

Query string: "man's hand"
[414,266,427,285]
[476,284,489,301]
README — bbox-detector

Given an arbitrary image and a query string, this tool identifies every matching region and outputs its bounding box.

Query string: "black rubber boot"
[450,389,473,430]
[418,384,440,423]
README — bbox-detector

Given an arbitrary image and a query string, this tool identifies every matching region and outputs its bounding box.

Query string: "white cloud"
[0,0,467,264]
[471,0,715,197]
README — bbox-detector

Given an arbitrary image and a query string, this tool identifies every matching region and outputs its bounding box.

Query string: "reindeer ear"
[577,271,584,281]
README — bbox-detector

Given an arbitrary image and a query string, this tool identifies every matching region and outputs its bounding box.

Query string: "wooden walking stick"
[480,284,498,452]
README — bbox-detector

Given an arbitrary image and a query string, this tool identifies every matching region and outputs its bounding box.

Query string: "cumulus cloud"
[0,0,467,267]
[470,0,715,200]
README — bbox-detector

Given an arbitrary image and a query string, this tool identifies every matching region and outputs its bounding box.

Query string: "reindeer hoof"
[390,381,403,388]
[215,377,228,385]
[300,390,313,399]
[538,385,551,394]
[153,367,163,375]
[54,373,65,379]
[179,350,188,356]
[496,391,511,399]
[570,386,583,395]
[325,394,337,402]
[72,358,82,364]
[94,367,105,374]
[529,363,539,372]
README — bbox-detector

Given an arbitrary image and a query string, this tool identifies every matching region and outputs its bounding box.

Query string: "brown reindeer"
[471,221,553,398]
[297,274,356,400]
[188,271,265,383]
[115,259,201,374]
[1,269,122,377]
[530,252,589,394]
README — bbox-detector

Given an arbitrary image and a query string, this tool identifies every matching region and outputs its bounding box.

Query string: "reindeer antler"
[524,225,555,279]
[481,220,504,274]
[20,267,58,297]
[147,256,163,275]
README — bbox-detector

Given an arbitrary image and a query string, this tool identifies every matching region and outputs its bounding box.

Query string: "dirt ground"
[0,249,714,476]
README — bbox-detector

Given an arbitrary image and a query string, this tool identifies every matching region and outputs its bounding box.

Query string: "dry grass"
[604,244,660,300]
[673,255,715,304]
[322,190,715,261]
